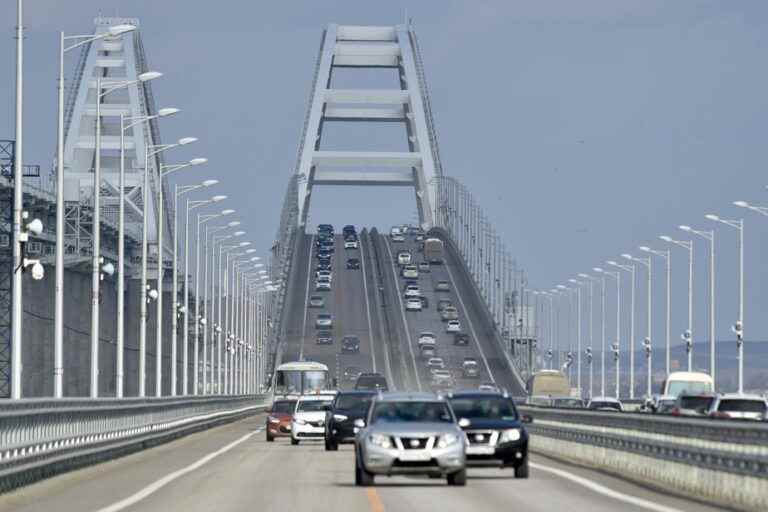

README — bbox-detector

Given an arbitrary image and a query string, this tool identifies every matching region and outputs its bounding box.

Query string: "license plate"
[467,446,495,455]
[399,451,431,462]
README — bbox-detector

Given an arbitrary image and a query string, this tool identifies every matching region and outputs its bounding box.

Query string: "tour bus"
[272,361,333,399]
[660,371,714,398]
[526,370,571,405]
[423,238,444,264]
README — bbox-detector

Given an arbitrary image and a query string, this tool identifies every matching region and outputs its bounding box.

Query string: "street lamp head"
[202,179,219,187]
[250,256,260,262]
[245,249,257,254]
[679,225,692,232]
[221,209,235,215]
[659,235,672,242]
[189,158,207,166]
[178,137,198,146]
[101,262,115,276]
[733,201,749,208]
[233,231,246,237]
[593,267,603,273]
[556,284,567,290]
[577,273,589,279]
[157,107,180,117]
[254,263,265,268]
[568,278,578,284]
[258,270,268,274]
[211,195,227,202]
[704,214,719,221]
[107,24,137,36]
[239,242,251,247]
[639,246,650,252]
[227,221,241,227]
[138,71,163,82]
[621,253,633,260]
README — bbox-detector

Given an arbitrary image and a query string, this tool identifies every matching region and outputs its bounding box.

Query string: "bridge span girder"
[294,24,443,231]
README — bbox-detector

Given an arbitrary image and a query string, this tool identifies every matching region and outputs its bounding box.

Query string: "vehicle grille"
[392,460,437,468]
[466,430,497,446]
[397,437,432,450]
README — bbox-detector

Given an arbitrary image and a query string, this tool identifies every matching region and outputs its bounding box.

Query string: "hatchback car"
[402,265,419,279]
[316,330,333,345]
[404,285,421,298]
[315,280,331,291]
[391,233,405,243]
[462,358,480,378]
[341,335,361,353]
[266,398,298,442]
[345,239,359,250]
[707,394,768,420]
[586,397,624,412]
[354,393,467,486]
[448,391,532,478]
[435,280,451,292]
[427,357,446,370]
[418,261,430,273]
[346,258,361,270]
[671,393,717,417]
[441,307,459,321]
[420,344,436,358]
[325,390,375,450]
[405,297,422,311]
[446,320,461,333]
[315,313,333,329]
[453,332,470,346]
[437,299,453,312]
[292,396,334,445]
[418,332,436,345]
[355,373,389,392]
[309,295,325,308]
[344,366,363,382]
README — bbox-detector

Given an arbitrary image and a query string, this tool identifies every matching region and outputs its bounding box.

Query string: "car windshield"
[297,400,331,412]
[336,395,373,411]
[718,400,767,414]
[450,397,518,421]
[271,400,296,414]
[667,381,712,396]
[679,396,715,410]
[371,401,453,424]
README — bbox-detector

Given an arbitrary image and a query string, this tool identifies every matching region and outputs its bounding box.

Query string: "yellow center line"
[366,487,386,512]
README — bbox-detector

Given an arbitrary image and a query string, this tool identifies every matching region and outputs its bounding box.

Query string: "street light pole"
[661,235,694,371]
[680,225,715,384]
[624,254,652,397]
[706,214,744,393]
[568,278,584,395]
[596,268,620,398]
[641,246,671,377]
[609,260,635,399]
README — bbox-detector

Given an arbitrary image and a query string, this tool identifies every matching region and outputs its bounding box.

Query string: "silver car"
[353,392,467,486]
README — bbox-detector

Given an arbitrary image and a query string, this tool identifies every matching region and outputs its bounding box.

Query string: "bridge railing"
[520,406,768,511]
[0,394,267,492]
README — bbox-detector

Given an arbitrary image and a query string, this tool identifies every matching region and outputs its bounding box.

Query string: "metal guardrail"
[0,394,267,492]
[520,406,768,511]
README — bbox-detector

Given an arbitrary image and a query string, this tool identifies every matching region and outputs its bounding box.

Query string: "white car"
[427,357,445,370]
[431,369,453,383]
[707,394,768,420]
[291,396,334,445]
[315,280,331,291]
[344,240,359,249]
[402,265,418,279]
[404,285,420,298]
[391,233,405,243]
[446,320,461,333]
[315,313,333,328]
[316,270,332,281]
[397,251,412,265]
[418,332,436,346]
[405,297,422,311]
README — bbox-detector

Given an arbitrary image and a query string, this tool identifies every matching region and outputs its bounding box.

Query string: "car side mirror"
[353,418,366,428]
[457,418,471,428]
[332,378,338,388]
[521,415,533,424]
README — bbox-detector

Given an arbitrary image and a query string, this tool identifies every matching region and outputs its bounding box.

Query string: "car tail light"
[711,411,730,419]
[671,408,680,416]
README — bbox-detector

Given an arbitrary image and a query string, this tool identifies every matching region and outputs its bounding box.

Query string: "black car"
[346,258,361,270]
[419,295,429,309]
[325,390,375,451]
[341,335,361,353]
[318,242,335,253]
[453,332,470,346]
[316,330,333,345]
[316,261,332,271]
[318,224,334,234]
[317,251,332,262]
[447,391,532,478]
[343,224,356,235]
[354,372,388,391]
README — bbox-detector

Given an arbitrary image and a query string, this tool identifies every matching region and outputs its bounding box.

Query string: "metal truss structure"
[293,23,444,230]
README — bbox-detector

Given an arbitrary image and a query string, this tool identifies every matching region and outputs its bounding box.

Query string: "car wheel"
[266,432,274,442]
[514,457,530,479]
[355,452,375,486]
[447,468,467,486]
[291,438,300,446]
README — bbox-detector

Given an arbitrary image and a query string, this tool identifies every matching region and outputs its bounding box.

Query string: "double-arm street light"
[54,23,137,399]
[577,274,598,398]
[622,254,652,398]
[595,267,620,398]
[706,214,745,393]
[608,259,636,399]
[680,225,715,384]
[90,70,162,399]
[171,182,221,395]
[660,235,694,371]
[567,278,584,395]
[640,246,671,377]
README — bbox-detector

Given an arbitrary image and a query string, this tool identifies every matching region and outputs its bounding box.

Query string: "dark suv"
[447,391,532,478]
[325,390,375,451]
[341,336,361,353]
[355,372,388,391]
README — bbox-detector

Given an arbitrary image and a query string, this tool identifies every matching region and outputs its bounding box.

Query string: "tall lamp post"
[91,71,162,398]
[608,260,636,399]
[623,254,652,398]
[660,235,694,371]
[171,181,220,395]
[595,267,620,398]
[640,246,671,377]
[55,22,137,399]
[680,225,715,384]
[706,214,744,393]
[567,278,585,395]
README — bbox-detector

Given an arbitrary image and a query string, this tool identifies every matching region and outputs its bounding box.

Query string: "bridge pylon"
[293,23,444,231]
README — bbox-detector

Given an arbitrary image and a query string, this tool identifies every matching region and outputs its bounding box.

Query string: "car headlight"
[294,418,307,425]
[499,428,521,443]
[369,433,393,449]
[437,433,460,449]
[268,417,280,424]
[333,414,348,422]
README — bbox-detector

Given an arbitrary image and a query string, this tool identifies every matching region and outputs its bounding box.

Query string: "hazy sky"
[2,1,768,353]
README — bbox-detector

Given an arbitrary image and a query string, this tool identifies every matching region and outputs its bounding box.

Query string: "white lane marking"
[359,234,377,374]
[299,235,315,361]
[383,237,422,391]
[442,259,495,383]
[530,462,684,512]
[97,428,264,512]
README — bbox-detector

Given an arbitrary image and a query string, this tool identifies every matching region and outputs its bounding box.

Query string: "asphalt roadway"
[0,413,725,512]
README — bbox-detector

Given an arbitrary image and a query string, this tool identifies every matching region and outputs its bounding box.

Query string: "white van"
[661,371,714,398]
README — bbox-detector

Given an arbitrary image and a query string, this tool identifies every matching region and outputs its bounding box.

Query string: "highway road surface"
[0,413,724,512]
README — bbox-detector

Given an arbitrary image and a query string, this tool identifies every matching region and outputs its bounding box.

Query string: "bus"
[660,371,714,398]
[424,238,444,264]
[272,361,332,398]
[526,370,570,401]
